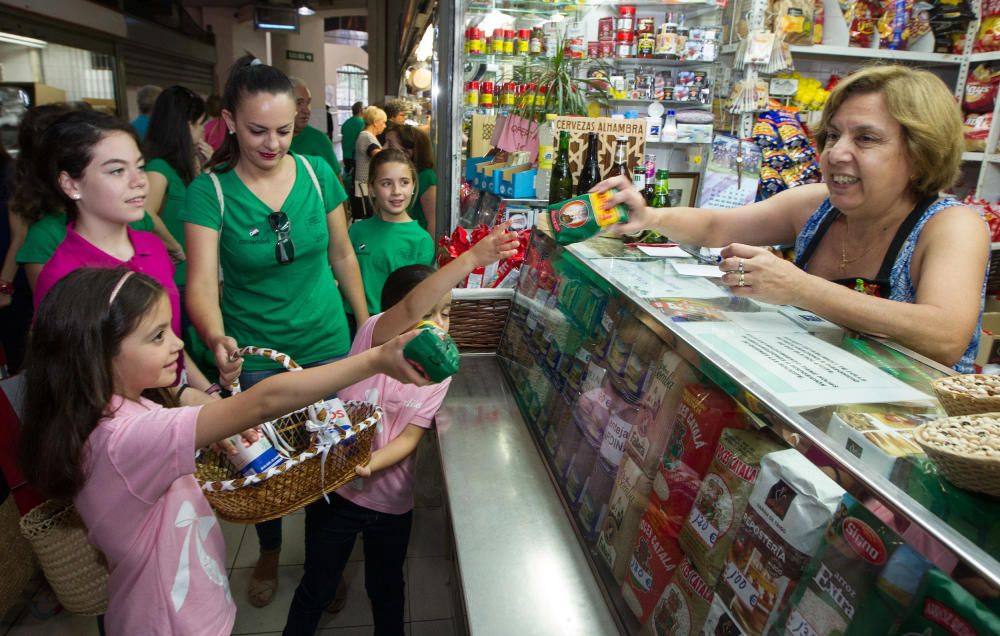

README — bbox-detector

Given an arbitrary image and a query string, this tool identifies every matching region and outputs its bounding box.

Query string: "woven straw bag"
[18,499,108,615]
[0,497,36,617]
[195,346,381,524]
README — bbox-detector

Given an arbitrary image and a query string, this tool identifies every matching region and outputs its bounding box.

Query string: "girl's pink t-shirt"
[337,314,452,515]
[34,224,181,339]
[203,118,226,151]
[74,397,235,636]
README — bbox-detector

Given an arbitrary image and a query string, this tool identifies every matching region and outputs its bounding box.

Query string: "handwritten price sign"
[688,509,720,547]
[724,562,760,610]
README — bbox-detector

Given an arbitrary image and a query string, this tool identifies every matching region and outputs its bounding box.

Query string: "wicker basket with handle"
[932,375,1000,416]
[913,414,1000,498]
[448,288,514,353]
[195,346,381,524]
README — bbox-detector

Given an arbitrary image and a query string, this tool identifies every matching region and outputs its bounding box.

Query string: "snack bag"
[640,558,714,636]
[715,449,845,636]
[780,494,927,636]
[974,0,1000,51]
[678,429,785,585]
[772,0,815,44]
[652,385,745,536]
[813,0,825,43]
[963,64,1000,114]
[896,568,1000,636]
[623,500,686,624]
[845,0,882,47]
[878,0,912,49]
[548,189,629,245]
[598,456,654,582]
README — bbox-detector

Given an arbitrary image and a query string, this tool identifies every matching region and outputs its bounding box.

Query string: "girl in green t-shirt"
[144,85,212,288]
[384,122,438,239]
[181,56,369,609]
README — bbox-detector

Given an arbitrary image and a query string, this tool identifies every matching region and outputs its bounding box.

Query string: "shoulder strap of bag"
[296,154,325,205]
[208,171,225,228]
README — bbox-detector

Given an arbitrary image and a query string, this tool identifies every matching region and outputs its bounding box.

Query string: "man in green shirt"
[289,77,342,179]
[340,101,364,175]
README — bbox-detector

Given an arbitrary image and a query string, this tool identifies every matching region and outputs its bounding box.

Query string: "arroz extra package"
[715,449,845,636]
[896,568,1000,636]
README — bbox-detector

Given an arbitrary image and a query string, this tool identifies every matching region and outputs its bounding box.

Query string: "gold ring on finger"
[739,272,746,287]
[738,259,745,274]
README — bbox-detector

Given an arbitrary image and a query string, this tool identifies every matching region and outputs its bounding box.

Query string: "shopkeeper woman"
[598,65,989,373]
[181,56,368,608]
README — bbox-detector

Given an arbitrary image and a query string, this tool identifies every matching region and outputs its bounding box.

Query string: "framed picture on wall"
[668,172,700,208]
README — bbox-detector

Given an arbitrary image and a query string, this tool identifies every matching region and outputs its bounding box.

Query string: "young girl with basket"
[181,56,369,606]
[283,221,519,635]
[347,148,435,323]
[18,267,429,635]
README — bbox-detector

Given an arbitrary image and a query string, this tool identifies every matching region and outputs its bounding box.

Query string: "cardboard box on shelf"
[975,312,1000,368]
[827,411,930,480]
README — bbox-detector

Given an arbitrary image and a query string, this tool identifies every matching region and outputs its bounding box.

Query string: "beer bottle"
[603,136,631,181]
[652,168,672,207]
[576,132,601,196]
[549,130,574,204]
[631,160,646,197]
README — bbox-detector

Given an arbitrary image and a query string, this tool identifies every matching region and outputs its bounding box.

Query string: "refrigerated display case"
[436,228,1000,635]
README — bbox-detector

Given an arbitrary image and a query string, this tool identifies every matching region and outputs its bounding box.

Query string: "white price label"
[786,610,820,636]
[688,508,720,547]
[724,562,760,610]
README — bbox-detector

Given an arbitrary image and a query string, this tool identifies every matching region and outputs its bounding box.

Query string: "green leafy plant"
[514,34,611,120]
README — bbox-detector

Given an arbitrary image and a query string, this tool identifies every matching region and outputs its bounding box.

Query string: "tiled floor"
[2,435,461,636]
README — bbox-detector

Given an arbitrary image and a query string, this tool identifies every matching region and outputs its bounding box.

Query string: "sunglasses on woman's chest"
[268,211,295,265]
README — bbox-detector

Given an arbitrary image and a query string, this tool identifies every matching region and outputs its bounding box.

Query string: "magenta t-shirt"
[337,314,452,515]
[74,397,235,635]
[34,224,181,339]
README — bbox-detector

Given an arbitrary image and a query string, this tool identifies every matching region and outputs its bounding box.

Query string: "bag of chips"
[771,0,816,44]
[845,0,882,47]
[878,0,912,49]
[963,64,1000,114]
[974,0,1000,51]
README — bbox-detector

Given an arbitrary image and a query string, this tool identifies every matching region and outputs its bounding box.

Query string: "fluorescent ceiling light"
[0,32,47,48]
[297,2,316,15]
[258,22,298,30]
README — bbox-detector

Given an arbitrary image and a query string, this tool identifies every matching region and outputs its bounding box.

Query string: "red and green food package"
[678,428,785,585]
[845,0,882,47]
[548,189,629,246]
[651,384,744,536]
[780,493,932,636]
[896,568,1000,636]
[639,558,714,636]
[622,500,686,624]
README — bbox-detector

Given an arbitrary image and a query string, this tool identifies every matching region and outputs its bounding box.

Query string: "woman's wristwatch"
[0,280,14,296]
[206,383,223,396]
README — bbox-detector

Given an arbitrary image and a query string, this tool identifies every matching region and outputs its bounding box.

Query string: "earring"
[72,194,81,200]
[228,129,235,135]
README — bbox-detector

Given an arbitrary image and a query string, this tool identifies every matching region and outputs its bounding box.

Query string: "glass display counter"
[491,229,1000,635]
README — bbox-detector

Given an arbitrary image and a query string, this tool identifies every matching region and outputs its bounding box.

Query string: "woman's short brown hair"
[815,65,963,197]
[362,106,386,126]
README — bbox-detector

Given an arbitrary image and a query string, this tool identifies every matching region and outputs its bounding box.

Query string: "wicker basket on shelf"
[932,375,1000,416]
[448,288,514,353]
[914,415,1000,498]
[195,346,381,524]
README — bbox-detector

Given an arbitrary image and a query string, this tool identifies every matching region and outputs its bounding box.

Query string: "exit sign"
[286,50,314,62]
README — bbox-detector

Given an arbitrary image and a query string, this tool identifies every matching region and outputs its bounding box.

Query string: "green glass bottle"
[549,130,574,204]
[651,168,672,208]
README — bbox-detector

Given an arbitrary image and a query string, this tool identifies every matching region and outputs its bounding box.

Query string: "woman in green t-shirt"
[384,122,437,239]
[144,85,211,289]
[181,56,369,609]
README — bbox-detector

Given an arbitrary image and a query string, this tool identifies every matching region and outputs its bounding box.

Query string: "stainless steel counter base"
[436,355,620,636]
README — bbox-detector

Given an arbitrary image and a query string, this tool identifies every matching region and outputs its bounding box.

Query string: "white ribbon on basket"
[304,399,358,502]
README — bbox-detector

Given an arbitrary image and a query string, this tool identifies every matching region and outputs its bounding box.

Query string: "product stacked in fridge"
[497,232,1000,635]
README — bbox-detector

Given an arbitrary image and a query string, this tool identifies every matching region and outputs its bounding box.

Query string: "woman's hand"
[375,330,432,386]
[589,175,656,235]
[195,140,214,168]
[717,243,809,305]
[469,220,519,267]
[211,336,243,389]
